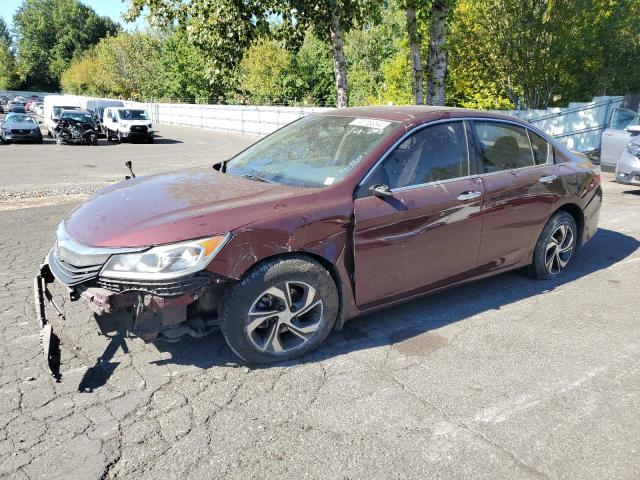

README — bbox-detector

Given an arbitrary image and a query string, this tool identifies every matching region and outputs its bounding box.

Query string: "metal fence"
[6,90,625,152]
[497,96,624,152]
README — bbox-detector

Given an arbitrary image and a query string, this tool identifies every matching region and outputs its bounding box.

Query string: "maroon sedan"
[35,106,602,374]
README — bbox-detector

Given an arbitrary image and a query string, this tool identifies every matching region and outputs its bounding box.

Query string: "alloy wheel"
[544,224,574,275]
[245,281,324,354]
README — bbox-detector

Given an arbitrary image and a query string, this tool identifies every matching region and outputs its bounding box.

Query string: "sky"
[0,0,146,31]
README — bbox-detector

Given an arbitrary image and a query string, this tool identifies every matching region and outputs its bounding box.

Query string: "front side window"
[226,115,399,188]
[474,122,535,172]
[610,108,639,131]
[367,122,470,190]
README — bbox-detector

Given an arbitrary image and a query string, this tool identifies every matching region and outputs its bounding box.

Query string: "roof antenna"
[125,161,135,180]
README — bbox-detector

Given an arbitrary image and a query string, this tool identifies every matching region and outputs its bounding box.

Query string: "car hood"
[6,121,38,129]
[64,167,308,248]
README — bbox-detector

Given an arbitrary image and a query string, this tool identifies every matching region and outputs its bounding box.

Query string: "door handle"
[539,174,558,184]
[457,191,482,201]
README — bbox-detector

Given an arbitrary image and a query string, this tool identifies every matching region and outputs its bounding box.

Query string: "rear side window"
[377,122,469,189]
[528,131,553,165]
[473,122,534,172]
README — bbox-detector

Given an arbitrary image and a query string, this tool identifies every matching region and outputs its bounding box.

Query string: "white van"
[103,107,155,143]
[43,95,82,136]
[85,100,124,136]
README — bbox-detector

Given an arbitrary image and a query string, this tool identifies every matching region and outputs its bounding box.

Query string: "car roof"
[317,105,523,126]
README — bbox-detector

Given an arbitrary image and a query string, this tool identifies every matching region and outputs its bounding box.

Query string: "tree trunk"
[329,14,348,108]
[406,4,424,104]
[426,0,449,106]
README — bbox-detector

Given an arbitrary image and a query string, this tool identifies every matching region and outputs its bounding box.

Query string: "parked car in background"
[600,107,640,170]
[35,106,602,373]
[53,110,99,145]
[33,102,44,117]
[8,102,26,114]
[43,95,82,136]
[103,107,155,142]
[614,126,640,186]
[0,113,43,143]
[86,99,124,137]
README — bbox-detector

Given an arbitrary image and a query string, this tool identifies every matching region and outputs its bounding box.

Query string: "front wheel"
[220,256,339,365]
[528,211,577,280]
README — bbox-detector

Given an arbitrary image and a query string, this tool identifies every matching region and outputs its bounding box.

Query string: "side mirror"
[625,125,640,134]
[369,184,393,197]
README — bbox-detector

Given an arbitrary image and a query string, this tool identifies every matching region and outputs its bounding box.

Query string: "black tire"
[220,256,339,365]
[148,136,154,143]
[527,211,577,280]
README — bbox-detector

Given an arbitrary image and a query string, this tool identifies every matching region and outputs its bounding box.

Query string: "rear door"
[601,108,639,168]
[353,120,484,306]
[472,121,565,271]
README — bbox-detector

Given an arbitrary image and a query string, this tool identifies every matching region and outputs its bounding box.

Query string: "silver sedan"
[615,133,640,186]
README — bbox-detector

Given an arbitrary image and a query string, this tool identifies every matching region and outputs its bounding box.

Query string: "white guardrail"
[4,90,622,151]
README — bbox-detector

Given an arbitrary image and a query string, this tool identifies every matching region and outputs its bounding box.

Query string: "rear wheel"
[220,256,339,365]
[528,211,577,280]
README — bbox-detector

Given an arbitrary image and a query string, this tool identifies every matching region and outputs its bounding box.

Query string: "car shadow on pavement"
[150,138,183,144]
[623,189,640,196]
[77,227,639,387]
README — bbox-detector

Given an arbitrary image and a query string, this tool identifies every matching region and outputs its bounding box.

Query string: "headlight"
[120,122,130,129]
[100,234,230,280]
[627,141,640,157]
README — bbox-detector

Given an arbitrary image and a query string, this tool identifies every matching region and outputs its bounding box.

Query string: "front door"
[601,108,639,168]
[353,121,484,307]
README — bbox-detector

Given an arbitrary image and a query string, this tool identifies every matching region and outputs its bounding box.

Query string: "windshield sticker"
[349,118,392,130]
[324,177,336,186]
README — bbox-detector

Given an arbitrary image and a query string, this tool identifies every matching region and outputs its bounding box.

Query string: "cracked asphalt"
[0,123,639,479]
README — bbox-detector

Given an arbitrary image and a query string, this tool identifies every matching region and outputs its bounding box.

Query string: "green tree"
[156,30,211,102]
[291,31,335,106]
[237,39,294,104]
[126,0,380,107]
[344,0,406,105]
[61,32,160,100]
[289,0,381,107]
[0,37,19,89]
[13,0,118,90]
[0,16,10,43]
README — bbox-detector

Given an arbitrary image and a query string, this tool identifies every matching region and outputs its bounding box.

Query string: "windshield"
[118,109,149,120]
[53,106,79,118]
[6,114,37,124]
[226,115,399,187]
[61,112,94,123]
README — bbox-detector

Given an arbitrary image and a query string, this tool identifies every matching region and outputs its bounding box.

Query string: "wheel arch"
[552,202,585,248]
[237,251,347,332]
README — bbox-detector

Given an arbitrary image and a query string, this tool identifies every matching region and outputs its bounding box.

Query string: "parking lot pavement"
[0,127,639,479]
[0,116,255,208]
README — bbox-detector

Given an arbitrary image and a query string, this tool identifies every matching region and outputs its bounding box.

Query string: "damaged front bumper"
[34,260,230,379]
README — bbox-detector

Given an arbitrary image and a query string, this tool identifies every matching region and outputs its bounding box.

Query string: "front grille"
[97,275,210,296]
[49,249,103,286]
[11,129,31,135]
[47,223,145,287]
[130,125,148,133]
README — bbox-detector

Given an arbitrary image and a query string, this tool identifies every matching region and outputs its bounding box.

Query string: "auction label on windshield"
[349,118,392,130]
